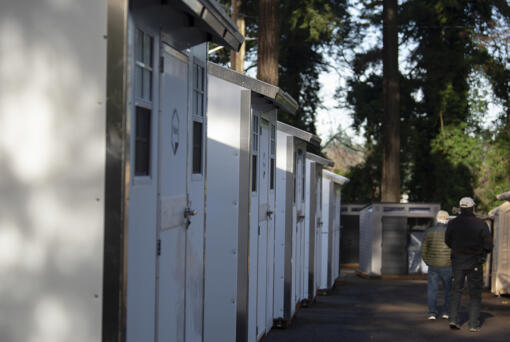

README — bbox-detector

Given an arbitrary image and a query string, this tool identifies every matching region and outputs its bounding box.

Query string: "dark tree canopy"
[210,0,350,136]
[342,0,510,212]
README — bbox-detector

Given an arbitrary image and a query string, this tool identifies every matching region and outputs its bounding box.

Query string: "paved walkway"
[266,270,510,342]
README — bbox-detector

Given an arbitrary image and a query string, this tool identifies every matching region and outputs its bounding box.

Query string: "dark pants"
[449,265,483,328]
[427,266,452,316]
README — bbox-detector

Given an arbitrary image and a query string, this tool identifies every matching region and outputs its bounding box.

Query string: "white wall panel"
[0,1,107,341]
[204,75,242,342]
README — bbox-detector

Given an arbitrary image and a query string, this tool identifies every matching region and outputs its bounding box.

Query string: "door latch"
[266,210,274,218]
[184,208,197,218]
[184,208,197,229]
[298,214,305,222]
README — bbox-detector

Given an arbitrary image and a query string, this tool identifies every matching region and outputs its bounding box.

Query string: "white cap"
[436,210,449,224]
[459,197,475,208]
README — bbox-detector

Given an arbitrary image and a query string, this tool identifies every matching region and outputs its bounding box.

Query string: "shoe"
[428,314,437,320]
[449,322,460,330]
[469,326,480,332]
[441,314,449,319]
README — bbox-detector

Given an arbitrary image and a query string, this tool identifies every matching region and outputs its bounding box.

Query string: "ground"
[265,270,510,342]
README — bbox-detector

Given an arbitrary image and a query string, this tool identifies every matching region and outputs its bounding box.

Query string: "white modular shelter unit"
[489,201,510,295]
[274,122,321,325]
[359,203,440,276]
[302,153,334,304]
[318,170,349,291]
[0,2,242,342]
[205,63,298,342]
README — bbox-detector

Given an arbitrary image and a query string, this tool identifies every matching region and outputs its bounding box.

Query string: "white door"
[156,47,206,342]
[266,122,276,331]
[315,172,323,293]
[257,118,270,339]
[294,149,305,304]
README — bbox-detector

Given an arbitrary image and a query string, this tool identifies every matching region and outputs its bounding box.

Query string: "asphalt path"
[265,270,510,342]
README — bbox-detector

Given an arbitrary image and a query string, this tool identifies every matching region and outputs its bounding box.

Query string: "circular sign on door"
[171,109,179,155]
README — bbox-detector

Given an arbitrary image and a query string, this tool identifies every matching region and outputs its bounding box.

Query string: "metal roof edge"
[277,121,321,147]
[322,169,349,185]
[305,152,334,167]
[208,62,298,114]
[182,0,244,51]
[275,90,299,115]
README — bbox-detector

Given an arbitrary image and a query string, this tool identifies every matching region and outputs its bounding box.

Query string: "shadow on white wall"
[0,1,107,341]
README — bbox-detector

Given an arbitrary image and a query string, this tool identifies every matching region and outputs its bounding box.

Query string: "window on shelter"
[192,122,203,174]
[134,28,154,178]
[302,154,305,201]
[135,29,153,101]
[252,155,258,191]
[270,158,275,190]
[319,174,323,210]
[135,107,151,176]
[193,64,205,117]
[293,151,297,203]
[192,61,205,175]
[270,124,276,190]
[252,114,259,192]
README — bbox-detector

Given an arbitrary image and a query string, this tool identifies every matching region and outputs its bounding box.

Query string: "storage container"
[359,203,440,276]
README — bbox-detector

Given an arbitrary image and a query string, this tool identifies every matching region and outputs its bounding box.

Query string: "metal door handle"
[266,210,274,218]
[184,208,197,218]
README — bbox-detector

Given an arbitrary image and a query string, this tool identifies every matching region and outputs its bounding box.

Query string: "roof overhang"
[132,0,244,51]
[305,152,334,167]
[182,0,244,51]
[208,62,299,114]
[322,169,349,185]
[277,121,321,147]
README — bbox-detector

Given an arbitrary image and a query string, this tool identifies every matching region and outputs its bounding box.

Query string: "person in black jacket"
[445,197,493,332]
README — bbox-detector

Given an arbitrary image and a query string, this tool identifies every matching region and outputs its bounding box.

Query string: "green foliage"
[209,0,350,136]
[429,123,483,212]
[430,123,484,173]
[341,144,382,203]
[278,0,349,135]
[477,131,510,212]
[341,0,510,213]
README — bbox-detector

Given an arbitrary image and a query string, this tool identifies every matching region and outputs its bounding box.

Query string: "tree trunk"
[230,0,246,73]
[381,0,401,202]
[257,0,279,85]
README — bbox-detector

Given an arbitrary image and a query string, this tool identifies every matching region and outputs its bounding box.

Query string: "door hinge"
[159,56,164,73]
[157,239,161,256]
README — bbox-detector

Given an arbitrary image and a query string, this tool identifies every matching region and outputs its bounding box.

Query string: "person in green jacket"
[421,210,452,320]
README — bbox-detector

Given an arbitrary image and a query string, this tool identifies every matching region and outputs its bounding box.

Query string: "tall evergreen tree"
[257,0,280,85]
[230,0,246,73]
[342,0,510,211]
[381,0,400,202]
[210,0,350,135]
